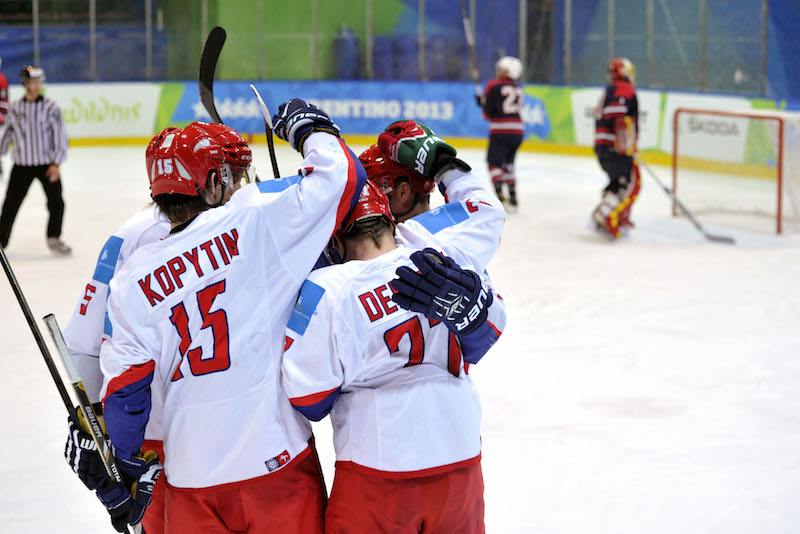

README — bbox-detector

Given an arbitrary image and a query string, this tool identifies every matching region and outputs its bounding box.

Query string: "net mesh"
[673,108,800,234]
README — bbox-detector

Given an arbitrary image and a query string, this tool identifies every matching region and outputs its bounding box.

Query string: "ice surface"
[1,145,798,533]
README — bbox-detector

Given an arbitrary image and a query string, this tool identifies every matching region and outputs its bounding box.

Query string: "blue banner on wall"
[170,80,550,141]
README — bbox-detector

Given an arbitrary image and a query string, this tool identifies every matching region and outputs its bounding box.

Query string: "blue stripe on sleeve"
[92,236,123,284]
[292,388,340,421]
[103,311,113,338]
[458,320,500,365]
[256,174,303,193]
[287,280,326,336]
[413,202,469,234]
[103,371,154,459]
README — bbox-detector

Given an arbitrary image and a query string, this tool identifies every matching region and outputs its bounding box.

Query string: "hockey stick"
[460,0,482,94]
[0,246,77,423]
[43,314,141,534]
[199,26,226,124]
[249,84,281,179]
[635,156,736,245]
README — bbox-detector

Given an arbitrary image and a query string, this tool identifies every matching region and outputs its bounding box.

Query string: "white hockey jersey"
[282,167,506,476]
[99,133,365,488]
[62,205,169,409]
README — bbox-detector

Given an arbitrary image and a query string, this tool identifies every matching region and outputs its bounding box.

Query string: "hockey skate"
[47,238,72,255]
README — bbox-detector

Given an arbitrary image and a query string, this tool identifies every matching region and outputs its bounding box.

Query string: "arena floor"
[1,144,798,533]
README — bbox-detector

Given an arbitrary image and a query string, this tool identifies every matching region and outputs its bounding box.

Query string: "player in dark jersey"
[0,58,8,127]
[592,57,641,239]
[478,56,524,209]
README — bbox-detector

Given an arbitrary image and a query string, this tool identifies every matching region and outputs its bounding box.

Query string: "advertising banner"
[661,93,754,161]
[7,80,792,171]
[167,80,552,141]
[568,87,663,149]
[9,83,161,139]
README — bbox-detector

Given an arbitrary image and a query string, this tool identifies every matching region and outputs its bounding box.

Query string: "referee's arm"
[0,112,13,156]
[50,103,68,165]
[46,102,68,181]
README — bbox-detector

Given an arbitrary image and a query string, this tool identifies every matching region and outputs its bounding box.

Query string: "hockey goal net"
[672,107,800,234]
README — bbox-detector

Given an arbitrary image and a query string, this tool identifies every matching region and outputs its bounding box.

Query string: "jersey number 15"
[169,279,230,380]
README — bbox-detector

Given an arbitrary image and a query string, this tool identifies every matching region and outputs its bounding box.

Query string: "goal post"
[672,107,800,234]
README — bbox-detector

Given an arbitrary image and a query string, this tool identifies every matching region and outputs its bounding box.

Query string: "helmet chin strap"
[196,171,226,209]
[389,189,422,221]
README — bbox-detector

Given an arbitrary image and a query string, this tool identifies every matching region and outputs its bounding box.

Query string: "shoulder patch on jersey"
[103,310,113,338]
[256,174,303,193]
[413,202,469,234]
[287,279,326,336]
[93,236,124,284]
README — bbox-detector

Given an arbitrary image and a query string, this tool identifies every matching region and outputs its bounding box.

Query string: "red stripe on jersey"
[103,360,155,401]
[333,138,362,231]
[334,453,482,479]
[486,320,502,337]
[290,386,340,407]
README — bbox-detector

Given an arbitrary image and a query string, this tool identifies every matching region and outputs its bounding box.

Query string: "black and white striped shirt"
[0,95,68,166]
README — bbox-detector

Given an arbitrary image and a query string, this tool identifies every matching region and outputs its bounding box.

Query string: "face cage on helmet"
[219,163,258,188]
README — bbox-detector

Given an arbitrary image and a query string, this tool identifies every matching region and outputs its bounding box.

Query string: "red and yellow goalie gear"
[614,115,637,155]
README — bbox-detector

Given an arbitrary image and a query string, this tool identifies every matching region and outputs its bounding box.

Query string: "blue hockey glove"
[97,449,162,532]
[65,417,108,490]
[392,248,493,336]
[272,98,340,152]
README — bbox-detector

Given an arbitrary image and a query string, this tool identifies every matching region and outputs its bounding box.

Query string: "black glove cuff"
[297,125,341,154]
[432,154,471,178]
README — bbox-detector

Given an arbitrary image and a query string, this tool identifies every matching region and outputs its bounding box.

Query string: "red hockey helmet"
[146,126,179,180]
[340,179,395,235]
[146,122,252,198]
[607,57,635,84]
[358,144,434,199]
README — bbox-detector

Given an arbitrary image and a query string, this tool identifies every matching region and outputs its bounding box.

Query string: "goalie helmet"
[495,56,523,81]
[607,57,635,84]
[20,65,46,85]
[340,179,395,235]
[358,144,434,199]
[146,122,252,198]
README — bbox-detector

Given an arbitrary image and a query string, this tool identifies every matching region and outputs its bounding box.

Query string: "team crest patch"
[287,279,325,335]
[265,450,291,472]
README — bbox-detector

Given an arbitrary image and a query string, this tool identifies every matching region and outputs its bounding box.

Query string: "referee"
[0,65,70,254]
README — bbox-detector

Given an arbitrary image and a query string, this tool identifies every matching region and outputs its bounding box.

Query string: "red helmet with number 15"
[146,122,252,198]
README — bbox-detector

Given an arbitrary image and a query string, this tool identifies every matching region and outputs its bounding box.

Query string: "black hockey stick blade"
[249,84,281,179]
[0,246,77,423]
[199,26,226,124]
[636,156,736,245]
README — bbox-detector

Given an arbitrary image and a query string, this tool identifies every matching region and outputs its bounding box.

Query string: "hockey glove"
[65,416,108,490]
[377,120,461,178]
[392,248,493,336]
[475,86,485,107]
[272,98,340,152]
[96,449,162,532]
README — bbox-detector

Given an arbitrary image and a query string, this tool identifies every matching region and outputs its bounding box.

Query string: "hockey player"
[97,100,365,534]
[0,58,8,127]
[282,121,506,533]
[359,141,506,353]
[592,57,641,239]
[62,129,179,534]
[478,55,524,208]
